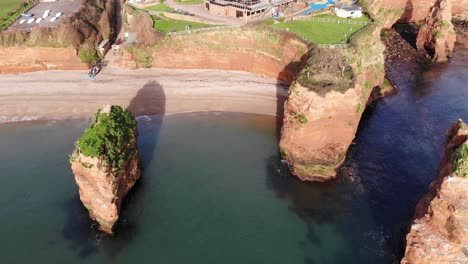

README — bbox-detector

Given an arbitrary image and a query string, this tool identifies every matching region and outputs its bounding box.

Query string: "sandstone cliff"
[279,0,464,181]
[70,105,141,235]
[416,0,457,62]
[401,120,468,264]
[0,0,117,73]
[119,7,309,83]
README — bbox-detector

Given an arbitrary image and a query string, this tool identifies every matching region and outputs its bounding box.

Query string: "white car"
[55,12,62,18]
[44,9,51,14]
[27,18,35,24]
[50,17,57,22]
[42,13,49,19]
[19,19,26,24]
[36,18,42,24]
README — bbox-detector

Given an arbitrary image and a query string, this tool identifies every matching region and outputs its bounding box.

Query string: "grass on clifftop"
[272,15,370,44]
[175,0,203,5]
[0,0,34,31]
[144,3,174,12]
[152,15,214,33]
[76,106,137,173]
[452,143,468,178]
[0,0,23,20]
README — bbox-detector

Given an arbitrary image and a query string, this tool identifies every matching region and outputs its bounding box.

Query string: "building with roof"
[204,0,296,19]
[334,3,362,18]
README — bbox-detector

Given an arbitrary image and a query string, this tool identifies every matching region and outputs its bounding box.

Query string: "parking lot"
[8,0,83,30]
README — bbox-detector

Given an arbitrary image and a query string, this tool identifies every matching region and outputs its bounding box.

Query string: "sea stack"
[402,119,468,263]
[70,105,141,234]
[416,0,457,62]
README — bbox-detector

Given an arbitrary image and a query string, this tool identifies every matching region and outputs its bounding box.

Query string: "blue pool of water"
[301,0,336,15]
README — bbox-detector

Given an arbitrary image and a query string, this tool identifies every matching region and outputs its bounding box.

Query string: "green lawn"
[144,3,174,12]
[314,14,371,23]
[152,15,215,33]
[272,15,369,44]
[175,0,203,5]
[0,0,23,20]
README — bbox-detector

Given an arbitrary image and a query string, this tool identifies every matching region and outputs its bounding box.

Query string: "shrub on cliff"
[76,106,138,173]
[452,143,467,178]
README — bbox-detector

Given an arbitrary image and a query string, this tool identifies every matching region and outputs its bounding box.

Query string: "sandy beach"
[0,67,287,123]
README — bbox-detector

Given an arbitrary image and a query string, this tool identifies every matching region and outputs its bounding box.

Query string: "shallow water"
[0,46,466,263]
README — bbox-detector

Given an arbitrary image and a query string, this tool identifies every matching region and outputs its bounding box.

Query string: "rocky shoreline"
[402,120,468,263]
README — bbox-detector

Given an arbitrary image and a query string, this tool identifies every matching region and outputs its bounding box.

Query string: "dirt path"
[0,67,287,123]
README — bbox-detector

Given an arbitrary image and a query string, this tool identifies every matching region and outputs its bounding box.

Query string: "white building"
[335,3,362,18]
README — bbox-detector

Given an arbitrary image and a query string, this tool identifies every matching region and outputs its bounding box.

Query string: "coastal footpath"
[70,105,141,234]
[402,120,468,263]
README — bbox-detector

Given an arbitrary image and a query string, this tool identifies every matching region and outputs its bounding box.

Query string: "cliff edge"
[402,120,468,263]
[70,105,141,234]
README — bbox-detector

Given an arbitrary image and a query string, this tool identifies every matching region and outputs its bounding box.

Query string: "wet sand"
[0,67,287,122]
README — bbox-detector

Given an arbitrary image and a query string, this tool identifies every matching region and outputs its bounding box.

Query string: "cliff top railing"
[292,16,370,25]
[165,25,240,36]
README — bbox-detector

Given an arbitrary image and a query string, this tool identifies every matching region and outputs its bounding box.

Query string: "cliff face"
[119,27,309,84]
[279,0,463,181]
[401,120,468,264]
[416,0,457,62]
[0,0,116,73]
[70,105,141,234]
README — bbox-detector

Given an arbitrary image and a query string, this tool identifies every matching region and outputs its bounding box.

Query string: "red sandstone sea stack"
[401,119,468,263]
[70,105,141,234]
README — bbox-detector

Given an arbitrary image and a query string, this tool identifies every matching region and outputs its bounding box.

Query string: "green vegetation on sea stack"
[272,15,370,44]
[452,143,468,178]
[75,106,137,173]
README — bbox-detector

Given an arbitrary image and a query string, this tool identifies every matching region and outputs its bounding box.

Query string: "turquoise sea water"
[0,46,466,263]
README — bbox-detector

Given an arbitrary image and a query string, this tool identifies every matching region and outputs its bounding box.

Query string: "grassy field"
[175,0,203,5]
[152,15,215,33]
[144,3,174,12]
[272,15,370,44]
[0,0,24,20]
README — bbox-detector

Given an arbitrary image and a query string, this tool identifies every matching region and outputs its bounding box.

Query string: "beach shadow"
[62,80,166,259]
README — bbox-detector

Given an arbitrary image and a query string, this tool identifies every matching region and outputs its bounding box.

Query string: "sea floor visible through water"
[0,46,466,263]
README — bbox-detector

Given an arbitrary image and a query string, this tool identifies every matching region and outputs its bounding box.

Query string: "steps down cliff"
[70,105,141,235]
[401,120,468,264]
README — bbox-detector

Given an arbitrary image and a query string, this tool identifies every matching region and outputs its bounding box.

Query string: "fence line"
[293,16,369,25]
[166,25,240,36]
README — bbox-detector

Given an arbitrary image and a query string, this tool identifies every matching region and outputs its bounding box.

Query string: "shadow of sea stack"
[70,105,141,235]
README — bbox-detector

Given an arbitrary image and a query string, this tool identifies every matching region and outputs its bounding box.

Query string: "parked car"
[55,12,62,18]
[36,18,42,24]
[21,13,33,17]
[27,18,35,24]
[19,19,26,24]
[50,17,57,22]
[42,13,49,19]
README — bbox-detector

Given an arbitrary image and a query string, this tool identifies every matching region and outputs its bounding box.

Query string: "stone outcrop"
[70,105,141,234]
[416,0,457,62]
[401,120,468,264]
